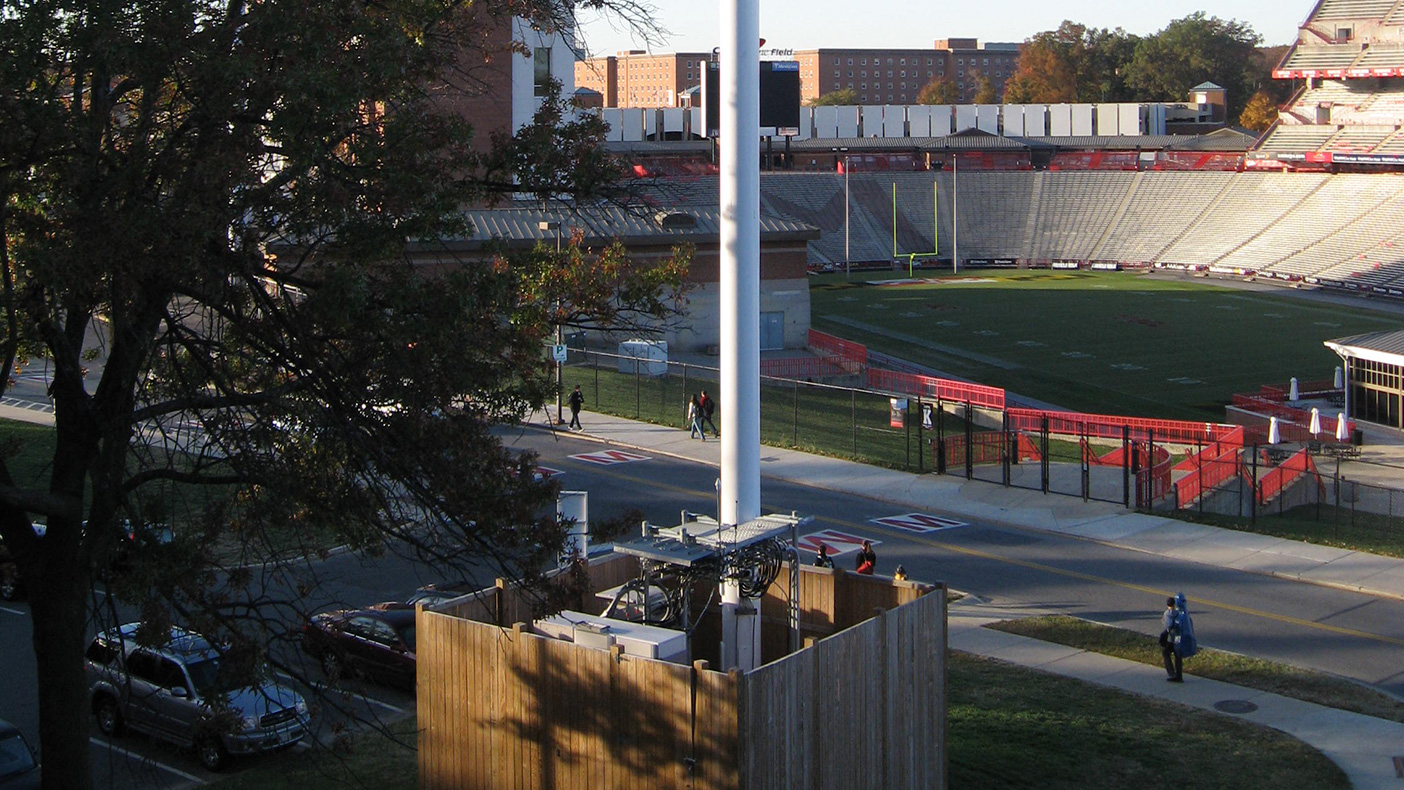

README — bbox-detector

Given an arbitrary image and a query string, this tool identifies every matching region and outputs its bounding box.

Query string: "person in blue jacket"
[1160,592,1198,682]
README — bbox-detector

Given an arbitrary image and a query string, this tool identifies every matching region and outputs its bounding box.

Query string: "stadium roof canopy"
[435,206,818,250]
[1324,330,1404,366]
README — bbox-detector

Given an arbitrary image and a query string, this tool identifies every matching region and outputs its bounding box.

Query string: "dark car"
[0,720,40,790]
[301,607,417,690]
[369,581,477,612]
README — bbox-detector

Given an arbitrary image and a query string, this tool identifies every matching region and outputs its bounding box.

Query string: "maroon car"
[300,607,417,690]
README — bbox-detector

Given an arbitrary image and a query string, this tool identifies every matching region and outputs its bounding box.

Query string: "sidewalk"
[565,410,1404,789]
[568,410,1404,601]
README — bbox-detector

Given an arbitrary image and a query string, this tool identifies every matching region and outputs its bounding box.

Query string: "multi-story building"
[575,51,712,108]
[577,39,1020,109]
[794,39,1020,105]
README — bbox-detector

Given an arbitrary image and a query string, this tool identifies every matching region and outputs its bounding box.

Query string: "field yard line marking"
[88,737,207,784]
[0,606,25,616]
[842,514,1404,648]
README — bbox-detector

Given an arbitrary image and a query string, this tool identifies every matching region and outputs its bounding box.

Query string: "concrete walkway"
[558,410,1404,789]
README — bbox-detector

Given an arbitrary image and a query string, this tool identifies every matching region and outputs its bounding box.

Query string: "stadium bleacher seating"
[1312,0,1400,19]
[1322,125,1398,151]
[1158,173,1328,267]
[1093,172,1234,264]
[1026,173,1134,262]
[1282,45,1365,71]
[1257,124,1339,153]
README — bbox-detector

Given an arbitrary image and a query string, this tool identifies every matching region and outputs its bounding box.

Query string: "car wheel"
[197,737,229,772]
[95,696,124,736]
[320,651,343,682]
[0,578,18,601]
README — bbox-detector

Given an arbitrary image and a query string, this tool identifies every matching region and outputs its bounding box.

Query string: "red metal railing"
[1175,449,1242,509]
[1172,425,1247,473]
[865,368,1007,410]
[1008,408,1236,443]
[1257,448,1325,505]
[759,356,859,379]
[807,329,867,366]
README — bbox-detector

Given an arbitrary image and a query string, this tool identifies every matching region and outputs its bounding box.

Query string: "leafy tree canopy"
[809,88,858,106]
[1238,90,1280,132]
[915,77,960,106]
[1125,12,1263,118]
[1003,21,1140,104]
[0,0,684,787]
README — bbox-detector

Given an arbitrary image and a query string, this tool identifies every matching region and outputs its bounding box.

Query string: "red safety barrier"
[760,357,859,379]
[1231,395,1354,440]
[807,329,868,366]
[865,368,1007,410]
[1175,448,1242,509]
[1172,426,1247,473]
[1017,433,1042,463]
[1008,408,1236,444]
[1257,448,1322,505]
[1087,442,1170,468]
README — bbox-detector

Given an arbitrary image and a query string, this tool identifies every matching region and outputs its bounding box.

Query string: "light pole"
[539,219,564,425]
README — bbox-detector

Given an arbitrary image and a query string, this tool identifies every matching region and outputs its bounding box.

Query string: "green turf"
[810,270,1398,420]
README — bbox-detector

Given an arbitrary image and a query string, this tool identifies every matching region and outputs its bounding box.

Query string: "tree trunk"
[28,562,93,790]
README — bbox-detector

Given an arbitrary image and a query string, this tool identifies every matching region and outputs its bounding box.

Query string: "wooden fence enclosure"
[419,554,947,790]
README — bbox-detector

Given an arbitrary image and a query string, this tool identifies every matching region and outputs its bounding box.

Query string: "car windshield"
[0,732,37,778]
[184,657,223,696]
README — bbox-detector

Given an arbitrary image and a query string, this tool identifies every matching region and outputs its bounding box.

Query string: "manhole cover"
[1213,700,1258,714]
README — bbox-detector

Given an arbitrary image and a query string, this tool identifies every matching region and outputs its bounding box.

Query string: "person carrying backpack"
[1159,592,1198,682]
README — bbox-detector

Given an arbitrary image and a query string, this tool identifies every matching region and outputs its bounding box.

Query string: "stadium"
[570,0,1404,525]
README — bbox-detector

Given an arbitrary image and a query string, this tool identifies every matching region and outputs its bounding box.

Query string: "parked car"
[301,607,417,690]
[86,623,308,771]
[0,719,40,790]
[369,581,477,611]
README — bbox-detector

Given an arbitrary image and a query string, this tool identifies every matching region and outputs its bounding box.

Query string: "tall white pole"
[719,0,760,529]
[844,157,850,278]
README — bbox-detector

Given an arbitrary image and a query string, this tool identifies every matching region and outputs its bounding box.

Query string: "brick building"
[575,51,712,108]
[795,39,1020,105]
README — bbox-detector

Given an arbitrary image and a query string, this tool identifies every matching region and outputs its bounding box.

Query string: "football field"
[809,270,1402,421]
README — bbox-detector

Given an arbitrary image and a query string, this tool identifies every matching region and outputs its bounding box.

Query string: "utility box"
[533,611,690,664]
[617,339,668,377]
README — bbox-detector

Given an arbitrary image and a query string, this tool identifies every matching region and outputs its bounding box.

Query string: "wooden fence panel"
[420,609,741,790]
[739,590,945,790]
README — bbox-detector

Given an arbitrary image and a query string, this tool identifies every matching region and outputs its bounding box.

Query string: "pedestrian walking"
[1159,592,1197,682]
[855,540,876,574]
[567,385,584,430]
[699,389,719,437]
[687,393,706,441]
[814,544,834,568]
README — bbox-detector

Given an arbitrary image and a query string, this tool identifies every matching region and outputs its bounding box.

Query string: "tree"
[1125,12,1263,119]
[0,1,685,788]
[972,73,999,105]
[1002,21,1139,104]
[916,77,960,105]
[809,88,858,106]
[1239,90,1280,131]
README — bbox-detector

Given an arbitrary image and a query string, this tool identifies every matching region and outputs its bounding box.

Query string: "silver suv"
[86,623,308,771]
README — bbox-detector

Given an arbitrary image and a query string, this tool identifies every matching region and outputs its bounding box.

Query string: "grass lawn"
[207,658,1348,790]
[809,270,1398,420]
[1175,508,1404,559]
[949,652,1348,789]
[209,718,418,790]
[986,615,1404,724]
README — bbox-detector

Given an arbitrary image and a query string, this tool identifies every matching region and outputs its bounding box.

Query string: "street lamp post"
[539,219,564,425]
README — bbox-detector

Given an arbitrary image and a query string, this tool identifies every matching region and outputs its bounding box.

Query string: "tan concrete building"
[575,51,712,108]
[793,39,1020,105]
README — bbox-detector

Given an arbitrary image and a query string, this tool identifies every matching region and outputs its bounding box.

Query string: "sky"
[573,0,1303,58]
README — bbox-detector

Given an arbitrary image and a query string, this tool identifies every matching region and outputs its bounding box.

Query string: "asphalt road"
[5,423,1403,788]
